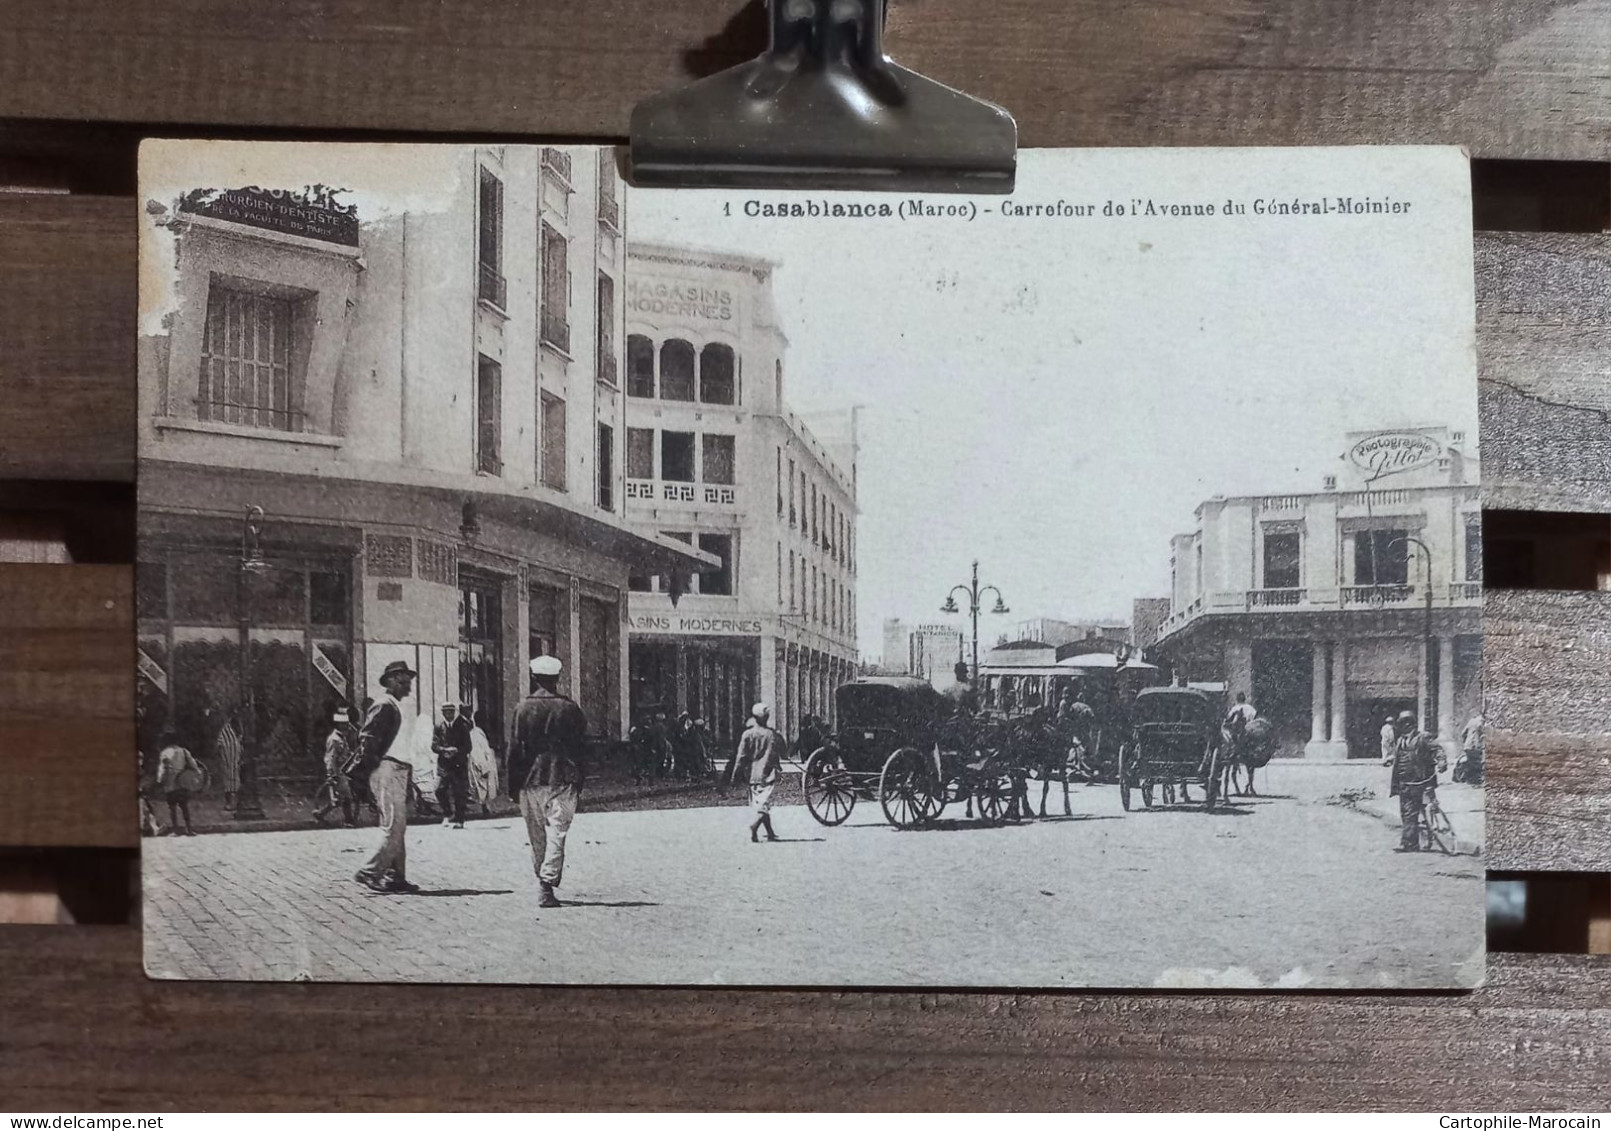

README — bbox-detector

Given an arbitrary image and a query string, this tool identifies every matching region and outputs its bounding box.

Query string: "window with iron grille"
[1464,521,1483,582]
[597,423,615,512]
[597,151,621,231]
[597,273,617,386]
[626,427,655,480]
[660,339,695,401]
[661,431,695,482]
[475,354,502,475]
[477,167,506,310]
[699,343,736,405]
[702,434,736,486]
[197,285,300,431]
[540,222,569,351]
[540,391,567,491]
[627,334,655,397]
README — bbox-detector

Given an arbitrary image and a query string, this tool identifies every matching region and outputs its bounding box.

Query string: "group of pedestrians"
[350,655,588,908]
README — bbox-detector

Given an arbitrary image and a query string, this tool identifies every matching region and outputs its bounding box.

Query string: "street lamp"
[1388,533,1435,734]
[941,560,1009,683]
[234,505,268,820]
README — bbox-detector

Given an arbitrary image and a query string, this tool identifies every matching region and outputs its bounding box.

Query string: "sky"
[631,149,1480,656]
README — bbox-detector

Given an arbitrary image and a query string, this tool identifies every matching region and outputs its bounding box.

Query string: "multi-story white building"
[135,146,708,779]
[1151,426,1482,759]
[622,241,859,746]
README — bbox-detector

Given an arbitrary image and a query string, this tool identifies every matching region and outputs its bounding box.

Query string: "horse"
[1004,713,1081,819]
[1222,716,1275,796]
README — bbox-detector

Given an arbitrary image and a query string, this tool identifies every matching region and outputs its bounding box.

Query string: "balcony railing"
[625,478,655,501]
[1450,580,1484,601]
[1259,495,1304,512]
[477,261,507,311]
[1341,583,1415,606]
[598,352,618,387]
[541,147,572,184]
[1247,587,1306,608]
[1340,488,1413,508]
[540,307,570,353]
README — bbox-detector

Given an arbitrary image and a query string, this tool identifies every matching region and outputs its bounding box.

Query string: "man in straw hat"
[508,654,588,908]
[730,702,785,843]
[353,659,419,893]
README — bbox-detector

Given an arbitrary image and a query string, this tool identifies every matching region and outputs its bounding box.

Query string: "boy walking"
[731,703,785,843]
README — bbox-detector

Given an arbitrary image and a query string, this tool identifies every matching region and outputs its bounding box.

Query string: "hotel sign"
[1347,431,1442,479]
[629,612,766,636]
[179,186,360,247]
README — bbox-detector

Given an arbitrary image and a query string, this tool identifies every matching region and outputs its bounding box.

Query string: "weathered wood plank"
[1478,233,1611,514]
[1485,589,1611,871]
[0,928,1606,1110]
[0,0,1606,158]
[0,195,134,481]
[0,566,133,847]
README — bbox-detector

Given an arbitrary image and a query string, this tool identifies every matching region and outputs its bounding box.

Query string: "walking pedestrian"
[352,660,419,893]
[508,655,588,909]
[731,703,785,843]
[314,708,358,827]
[215,710,243,812]
[432,703,473,828]
[156,732,203,836]
[1385,709,1445,852]
[467,710,498,817]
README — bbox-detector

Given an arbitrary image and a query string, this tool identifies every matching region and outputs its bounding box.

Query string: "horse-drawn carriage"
[1116,686,1227,811]
[977,653,1162,782]
[801,677,1020,828]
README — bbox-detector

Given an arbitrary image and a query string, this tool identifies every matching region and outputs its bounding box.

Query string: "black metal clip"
[629,0,1017,194]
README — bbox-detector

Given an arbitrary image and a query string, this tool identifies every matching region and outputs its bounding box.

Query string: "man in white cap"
[730,703,785,842]
[508,654,588,908]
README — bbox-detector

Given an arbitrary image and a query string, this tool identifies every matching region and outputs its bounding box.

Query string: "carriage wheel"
[972,771,1015,826]
[879,747,939,829]
[1203,743,1222,810]
[1117,743,1134,811]
[803,747,857,827]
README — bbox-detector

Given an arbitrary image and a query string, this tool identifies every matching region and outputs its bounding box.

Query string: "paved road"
[144,764,1485,988]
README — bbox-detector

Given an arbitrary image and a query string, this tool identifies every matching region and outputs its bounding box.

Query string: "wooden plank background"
[3,928,1610,1111]
[0,0,1606,157]
[1,0,1609,1111]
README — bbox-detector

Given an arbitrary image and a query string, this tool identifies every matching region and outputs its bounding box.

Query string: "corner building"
[1151,427,1482,760]
[623,241,859,747]
[136,146,709,783]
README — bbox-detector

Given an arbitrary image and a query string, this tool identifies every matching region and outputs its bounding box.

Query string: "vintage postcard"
[137,143,1484,987]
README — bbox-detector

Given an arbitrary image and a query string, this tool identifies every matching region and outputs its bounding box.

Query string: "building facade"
[622,242,859,746]
[136,147,709,782]
[1151,427,1482,759]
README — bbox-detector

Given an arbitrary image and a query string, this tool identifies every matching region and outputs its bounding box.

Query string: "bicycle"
[1412,779,1457,854]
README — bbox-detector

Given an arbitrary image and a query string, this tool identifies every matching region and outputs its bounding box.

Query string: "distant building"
[1131,598,1172,656]
[1151,426,1481,759]
[878,617,964,687]
[1009,616,1128,648]
[882,618,908,673]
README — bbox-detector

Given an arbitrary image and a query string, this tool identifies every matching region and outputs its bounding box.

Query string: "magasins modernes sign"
[1347,431,1444,479]
[179,186,360,248]
[629,612,766,636]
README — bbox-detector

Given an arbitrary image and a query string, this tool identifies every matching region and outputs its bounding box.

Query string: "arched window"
[626,334,655,398]
[660,339,695,401]
[700,342,736,405]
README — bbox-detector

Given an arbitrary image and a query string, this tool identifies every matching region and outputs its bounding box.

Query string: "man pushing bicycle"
[1383,709,1447,853]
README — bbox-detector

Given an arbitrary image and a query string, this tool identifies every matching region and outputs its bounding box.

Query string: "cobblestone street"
[144,763,1484,988]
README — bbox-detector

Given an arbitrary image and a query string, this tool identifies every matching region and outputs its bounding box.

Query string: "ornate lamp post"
[940,560,1009,683]
[1389,533,1436,732]
[234,505,269,820]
